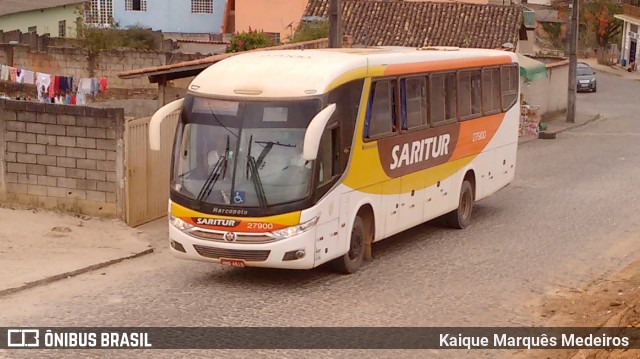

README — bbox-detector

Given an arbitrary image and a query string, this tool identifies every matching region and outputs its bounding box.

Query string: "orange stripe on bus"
[383,56,513,76]
[449,113,505,161]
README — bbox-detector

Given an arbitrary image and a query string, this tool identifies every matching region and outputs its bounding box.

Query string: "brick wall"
[0,99,125,218]
[0,45,208,89]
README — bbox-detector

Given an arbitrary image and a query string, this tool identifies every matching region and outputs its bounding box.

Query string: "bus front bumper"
[168,224,316,270]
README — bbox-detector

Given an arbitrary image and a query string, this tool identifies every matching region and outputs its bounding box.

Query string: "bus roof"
[188,47,518,99]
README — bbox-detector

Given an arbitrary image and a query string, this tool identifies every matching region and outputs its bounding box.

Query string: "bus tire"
[442,180,473,229]
[331,216,365,274]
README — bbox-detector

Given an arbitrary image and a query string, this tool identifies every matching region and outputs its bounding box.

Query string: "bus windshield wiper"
[254,140,295,168]
[247,135,268,208]
[195,135,230,205]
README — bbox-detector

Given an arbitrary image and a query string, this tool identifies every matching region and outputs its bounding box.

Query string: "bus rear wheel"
[442,180,474,229]
[331,216,365,274]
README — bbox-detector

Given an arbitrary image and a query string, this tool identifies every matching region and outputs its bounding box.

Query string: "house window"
[365,80,397,139]
[402,77,429,129]
[191,0,214,14]
[631,24,639,34]
[28,26,37,34]
[125,0,147,11]
[86,0,114,27]
[429,73,457,124]
[265,32,281,45]
[58,21,66,37]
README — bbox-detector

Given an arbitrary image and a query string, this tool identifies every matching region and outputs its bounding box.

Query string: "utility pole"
[566,0,579,123]
[329,0,342,48]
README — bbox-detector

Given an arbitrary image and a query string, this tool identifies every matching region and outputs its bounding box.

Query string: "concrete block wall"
[1,46,209,90]
[0,99,125,218]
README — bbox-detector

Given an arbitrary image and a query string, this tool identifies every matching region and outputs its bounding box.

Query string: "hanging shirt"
[98,77,108,93]
[9,67,18,82]
[36,73,52,102]
[59,77,69,93]
[76,93,86,106]
[15,69,24,84]
[23,70,35,85]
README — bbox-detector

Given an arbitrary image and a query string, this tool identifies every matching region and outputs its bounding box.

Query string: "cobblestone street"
[1,72,640,358]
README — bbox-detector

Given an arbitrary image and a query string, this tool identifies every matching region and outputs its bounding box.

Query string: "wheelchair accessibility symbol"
[233,191,246,204]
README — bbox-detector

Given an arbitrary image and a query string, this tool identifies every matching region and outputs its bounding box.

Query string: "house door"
[630,40,637,64]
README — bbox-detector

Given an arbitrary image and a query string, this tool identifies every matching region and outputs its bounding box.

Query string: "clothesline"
[0,64,108,105]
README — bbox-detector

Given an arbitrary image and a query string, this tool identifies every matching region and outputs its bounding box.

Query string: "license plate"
[220,258,246,268]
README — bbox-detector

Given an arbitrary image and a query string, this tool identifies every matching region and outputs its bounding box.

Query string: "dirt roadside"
[520,257,640,359]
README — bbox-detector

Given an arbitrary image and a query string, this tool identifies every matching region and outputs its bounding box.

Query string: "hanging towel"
[23,70,35,85]
[70,93,76,105]
[0,65,9,81]
[91,78,100,98]
[9,67,18,82]
[78,78,92,94]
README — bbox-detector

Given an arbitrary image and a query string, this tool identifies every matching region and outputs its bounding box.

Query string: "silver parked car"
[576,62,597,92]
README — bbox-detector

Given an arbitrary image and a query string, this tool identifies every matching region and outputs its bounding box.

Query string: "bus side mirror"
[302,103,336,161]
[149,99,184,151]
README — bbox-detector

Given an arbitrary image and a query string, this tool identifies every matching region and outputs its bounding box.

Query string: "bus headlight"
[271,216,319,240]
[170,214,194,231]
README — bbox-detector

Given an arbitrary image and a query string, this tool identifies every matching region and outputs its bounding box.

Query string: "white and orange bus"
[150,46,520,273]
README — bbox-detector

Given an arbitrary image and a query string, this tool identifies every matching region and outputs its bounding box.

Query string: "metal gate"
[124,110,180,227]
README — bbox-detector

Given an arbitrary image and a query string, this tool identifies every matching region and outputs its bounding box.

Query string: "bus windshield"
[172,96,321,207]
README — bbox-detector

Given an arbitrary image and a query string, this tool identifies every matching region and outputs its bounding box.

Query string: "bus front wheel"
[331,216,365,274]
[442,180,474,229]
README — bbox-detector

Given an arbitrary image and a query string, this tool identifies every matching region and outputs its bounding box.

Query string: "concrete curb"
[519,114,602,146]
[0,248,154,298]
[547,114,602,135]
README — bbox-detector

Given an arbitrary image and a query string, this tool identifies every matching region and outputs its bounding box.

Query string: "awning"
[517,53,548,82]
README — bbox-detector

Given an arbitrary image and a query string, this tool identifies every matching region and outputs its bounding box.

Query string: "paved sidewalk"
[0,205,155,297]
[518,111,600,145]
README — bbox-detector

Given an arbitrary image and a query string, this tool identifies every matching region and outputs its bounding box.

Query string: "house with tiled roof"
[0,0,88,38]
[303,0,525,50]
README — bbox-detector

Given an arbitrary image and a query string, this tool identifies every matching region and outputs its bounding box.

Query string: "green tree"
[580,0,622,48]
[227,29,272,53]
[541,22,563,48]
[289,19,329,43]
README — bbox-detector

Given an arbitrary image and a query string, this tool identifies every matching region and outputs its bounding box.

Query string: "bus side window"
[501,65,519,111]
[365,80,396,139]
[403,76,429,130]
[328,79,364,172]
[430,73,456,124]
[482,67,501,115]
[458,69,482,120]
[317,126,340,194]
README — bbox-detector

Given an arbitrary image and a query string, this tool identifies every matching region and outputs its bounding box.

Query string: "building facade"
[615,4,640,69]
[0,1,86,38]
[234,0,308,43]
[85,0,226,33]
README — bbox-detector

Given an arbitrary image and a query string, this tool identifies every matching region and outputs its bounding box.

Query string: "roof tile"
[304,0,522,49]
